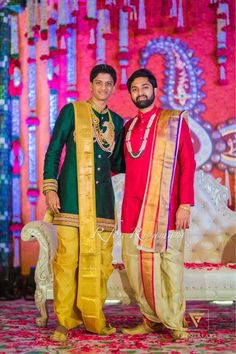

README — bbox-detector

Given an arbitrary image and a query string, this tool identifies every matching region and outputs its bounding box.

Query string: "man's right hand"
[45,191,61,214]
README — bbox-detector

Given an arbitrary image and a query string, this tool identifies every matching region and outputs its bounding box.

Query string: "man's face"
[130,77,156,109]
[90,73,115,102]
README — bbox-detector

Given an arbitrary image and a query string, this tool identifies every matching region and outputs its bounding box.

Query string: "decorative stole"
[73,101,103,333]
[134,110,185,253]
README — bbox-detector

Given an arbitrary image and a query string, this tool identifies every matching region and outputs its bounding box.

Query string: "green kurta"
[43,102,124,231]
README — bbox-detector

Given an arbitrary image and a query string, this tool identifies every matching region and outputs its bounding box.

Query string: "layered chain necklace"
[88,100,115,154]
[126,112,157,159]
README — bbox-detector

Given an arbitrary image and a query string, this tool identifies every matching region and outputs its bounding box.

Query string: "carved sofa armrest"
[21,221,57,326]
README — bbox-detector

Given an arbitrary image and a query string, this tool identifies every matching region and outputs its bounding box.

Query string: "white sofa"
[21,170,236,327]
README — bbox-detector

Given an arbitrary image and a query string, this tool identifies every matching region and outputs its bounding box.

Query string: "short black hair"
[90,64,117,84]
[127,68,157,93]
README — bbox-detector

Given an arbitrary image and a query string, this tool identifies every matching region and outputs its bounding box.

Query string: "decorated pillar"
[118,9,130,89]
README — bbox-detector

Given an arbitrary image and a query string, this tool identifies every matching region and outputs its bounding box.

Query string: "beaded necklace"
[126,112,157,159]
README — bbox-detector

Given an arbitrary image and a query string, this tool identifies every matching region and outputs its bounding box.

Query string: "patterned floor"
[0,300,235,353]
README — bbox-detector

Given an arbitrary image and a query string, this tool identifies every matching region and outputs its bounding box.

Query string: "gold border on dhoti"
[52,212,115,231]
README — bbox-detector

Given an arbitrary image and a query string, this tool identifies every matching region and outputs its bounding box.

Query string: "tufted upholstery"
[21,170,236,327]
[184,171,236,264]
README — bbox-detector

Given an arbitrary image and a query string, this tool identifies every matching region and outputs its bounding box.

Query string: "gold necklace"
[126,113,157,159]
[91,109,115,154]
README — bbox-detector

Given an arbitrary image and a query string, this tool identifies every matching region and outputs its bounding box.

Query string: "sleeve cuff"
[43,179,58,195]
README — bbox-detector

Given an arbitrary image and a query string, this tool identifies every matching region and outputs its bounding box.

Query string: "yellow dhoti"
[53,225,113,332]
[122,231,186,332]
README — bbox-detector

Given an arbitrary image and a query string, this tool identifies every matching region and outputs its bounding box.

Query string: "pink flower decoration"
[47,18,56,25]
[40,29,48,40]
[27,188,40,197]
[26,117,40,126]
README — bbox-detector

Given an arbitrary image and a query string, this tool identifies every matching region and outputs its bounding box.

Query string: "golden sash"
[73,102,104,333]
[134,110,184,253]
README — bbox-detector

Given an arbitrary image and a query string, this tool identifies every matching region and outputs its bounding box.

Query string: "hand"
[45,191,61,214]
[175,205,190,230]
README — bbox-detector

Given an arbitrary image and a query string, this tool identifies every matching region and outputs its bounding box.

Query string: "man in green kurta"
[43,64,124,341]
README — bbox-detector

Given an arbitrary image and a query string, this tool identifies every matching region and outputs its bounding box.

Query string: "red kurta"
[121,106,196,233]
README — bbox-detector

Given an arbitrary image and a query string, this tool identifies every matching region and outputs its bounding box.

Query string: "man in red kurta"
[121,68,196,340]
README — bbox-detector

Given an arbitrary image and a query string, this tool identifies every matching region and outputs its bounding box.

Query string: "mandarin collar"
[87,98,108,114]
[138,105,158,120]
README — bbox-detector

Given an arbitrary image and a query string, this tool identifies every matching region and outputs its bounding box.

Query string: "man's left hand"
[175,204,191,230]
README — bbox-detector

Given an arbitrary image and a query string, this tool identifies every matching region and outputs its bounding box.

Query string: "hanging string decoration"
[66,2,78,102]
[0,10,11,267]
[118,9,130,89]
[48,0,59,133]
[26,0,40,221]
[9,14,24,267]
[87,0,97,49]
[216,1,230,85]
[96,9,107,64]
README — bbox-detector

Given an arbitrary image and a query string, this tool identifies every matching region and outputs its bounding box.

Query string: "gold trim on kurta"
[43,179,58,194]
[52,212,115,231]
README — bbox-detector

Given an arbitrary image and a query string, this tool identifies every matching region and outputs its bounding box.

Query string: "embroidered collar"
[138,105,158,121]
[87,98,108,114]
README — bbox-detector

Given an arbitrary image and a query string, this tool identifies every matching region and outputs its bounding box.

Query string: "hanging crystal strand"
[47,0,59,133]
[40,0,48,40]
[57,0,69,108]
[105,0,116,6]
[0,9,11,267]
[118,9,129,89]
[96,9,107,64]
[209,0,218,7]
[71,0,79,17]
[39,0,49,61]
[216,2,229,85]
[57,0,69,55]
[26,29,40,221]
[26,0,35,44]
[138,0,146,30]
[170,0,177,18]
[87,0,97,49]
[123,0,132,12]
[32,0,40,39]
[102,8,112,40]
[66,2,78,102]
[9,15,24,267]
[177,0,184,29]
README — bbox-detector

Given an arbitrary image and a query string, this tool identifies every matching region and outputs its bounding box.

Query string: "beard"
[132,92,155,109]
